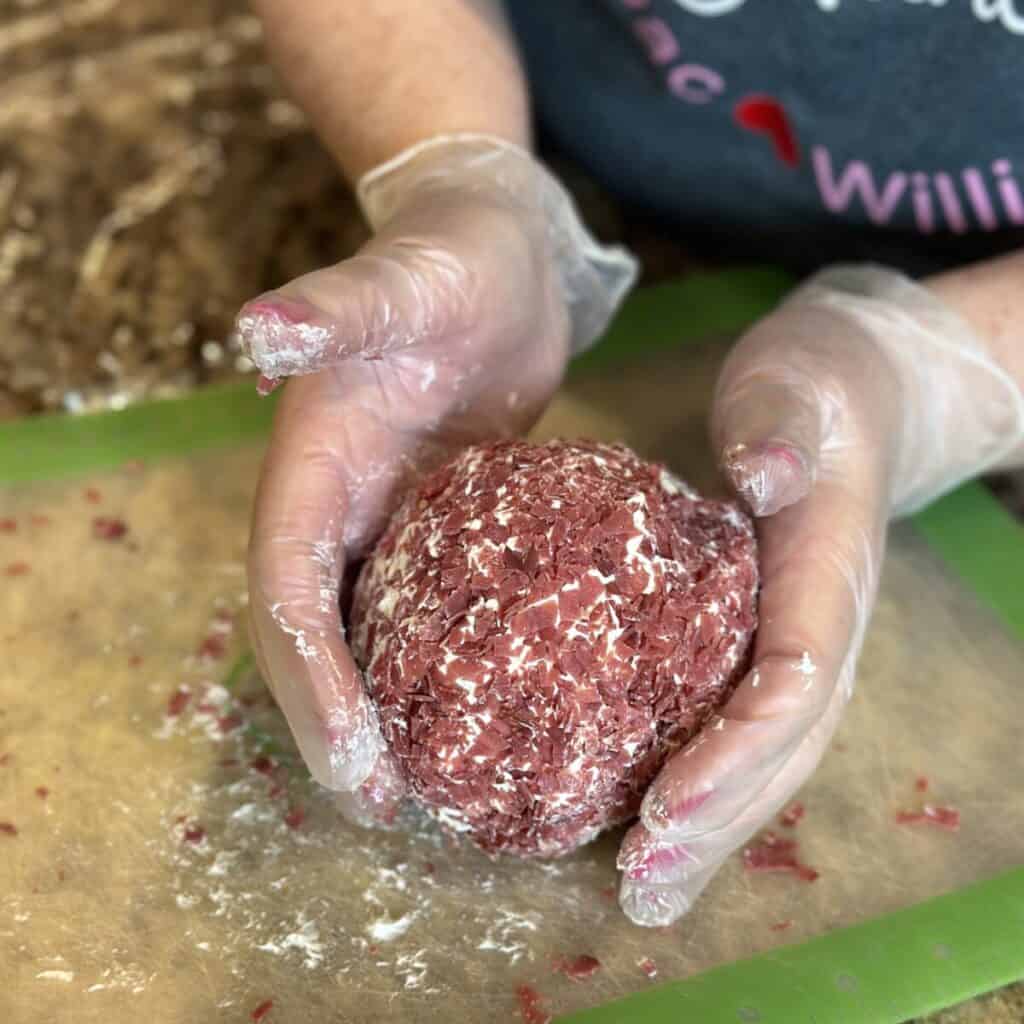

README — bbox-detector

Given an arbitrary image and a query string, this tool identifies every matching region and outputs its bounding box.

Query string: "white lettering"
[972,0,1024,33]
[666,0,1021,36]
[669,0,748,15]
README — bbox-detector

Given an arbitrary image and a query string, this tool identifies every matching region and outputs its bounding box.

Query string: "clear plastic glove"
[618,264,1024,926]
[234,135,636,823]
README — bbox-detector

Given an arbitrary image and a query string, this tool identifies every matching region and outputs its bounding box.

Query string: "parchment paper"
[2,342,1022,1023]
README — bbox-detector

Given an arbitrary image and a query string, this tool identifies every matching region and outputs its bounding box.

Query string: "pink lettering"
[811,147,907,225]
[622,0,651,8]
[962,168,998,230]
[633,17,680,65]
[666,64,724,104]
[993,159,1024,224]
[911,173,935,234]
[934,173,968,234]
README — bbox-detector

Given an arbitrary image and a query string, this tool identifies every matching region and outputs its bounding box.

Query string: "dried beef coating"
[351,440,759,857]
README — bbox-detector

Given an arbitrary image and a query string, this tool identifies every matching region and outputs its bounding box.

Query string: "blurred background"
[1,0,1020,524]
[0,0,702,421]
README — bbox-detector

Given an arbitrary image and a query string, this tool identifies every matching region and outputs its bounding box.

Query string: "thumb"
[711,311,851,517]
[234,237,471,381]
[247,376,392,794]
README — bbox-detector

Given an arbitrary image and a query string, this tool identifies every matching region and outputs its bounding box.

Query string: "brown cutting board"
[1,342,1021,1023]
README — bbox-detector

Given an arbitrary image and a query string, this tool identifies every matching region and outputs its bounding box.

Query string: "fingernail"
[617,840,696,883]
[644,735,807,843]
[278,686,384,793]
[322,702,387,792]
[640,785,714,837]
[335,752,405,830]
[643,776,758,842]
[234,294,335,378]
[256,374,282,397]
[618,880,692,928]
[245,296,314,327]
[722,441,811,516]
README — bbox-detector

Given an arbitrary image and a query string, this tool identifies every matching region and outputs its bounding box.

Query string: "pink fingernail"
[336,753,406,830]
[244,296,318,327]
[722,441,811,517]
[619,882,692,928]
[235,294,335,377]
[642,786,714,834]
[624,844,695,882]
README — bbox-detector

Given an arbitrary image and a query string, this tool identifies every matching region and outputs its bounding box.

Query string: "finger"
[711,314,842,517]
[247,603,273,700]
[234,238,470,381]
[335,749,408,829]
[248,377,396,797]
[618,855,725,928]
[619,681,846,927]
[640,469,884,842]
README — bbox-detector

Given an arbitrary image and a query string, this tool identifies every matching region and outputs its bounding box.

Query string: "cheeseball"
[351,440,758,857]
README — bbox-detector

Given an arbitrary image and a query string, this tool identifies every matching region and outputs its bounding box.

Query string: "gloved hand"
[618,264,1024,926]
[235,135,636,824]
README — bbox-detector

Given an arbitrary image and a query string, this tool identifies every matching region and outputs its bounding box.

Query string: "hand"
[235,136,635,824]
[618,265,1024,926]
